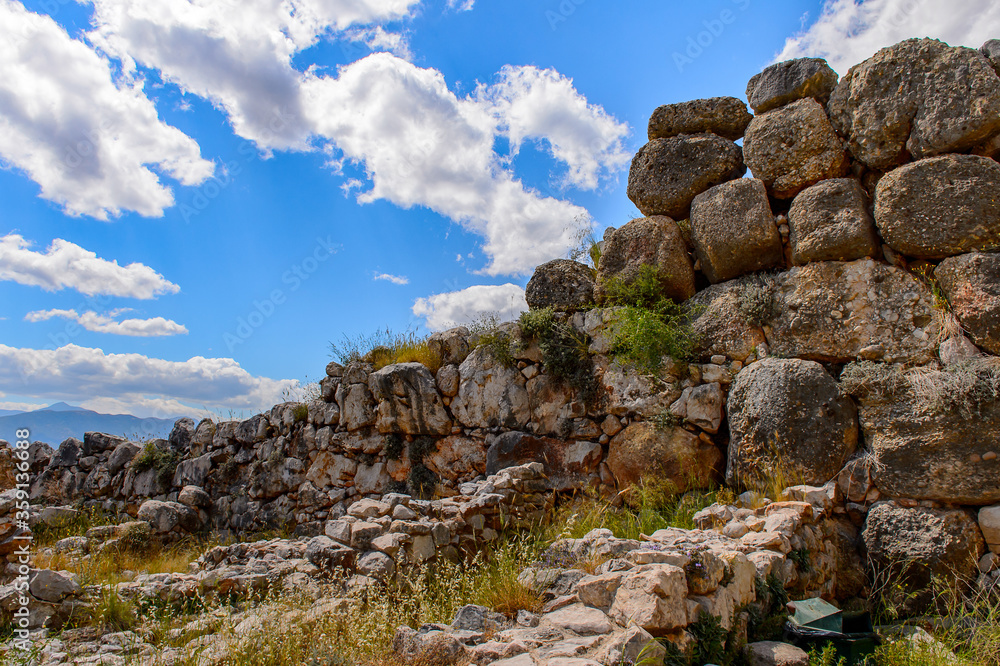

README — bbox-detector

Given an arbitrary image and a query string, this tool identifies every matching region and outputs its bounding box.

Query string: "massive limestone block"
[828,38,1000,171]
[687,277,767,362]
[647,96,752,141]
[451,348,530,430]
[936,252,1000,355]
[336,383,376,431]
[875,154,1000,259]
[525,259,596,312]
[788,178,880,265]
[526,373,578,435]
[607,422,721,493]
[597,358,683,418]
[767,259,940,364]
[627,134,746,220]
[727,358,858,488]
[982,39,1000,76]
[423,436,486,482]
[608,564,689,636]
[369,363,452,436]
[690,179,783,283]
[596,216,695,303]
[485,431,601,491]
[306,452,358,488]
[746,57,839,113]
[864,502,985,615]
[427,327,472,366]
[743,98,849,199]
[853,368,1000,504]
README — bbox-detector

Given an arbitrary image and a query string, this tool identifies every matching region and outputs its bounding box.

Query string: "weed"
[473,536,544,617]
[688,613,728,666]
[748,573,789,643]
[329,327,443,373]
[470,312,519,369]
[737,273,780,327]
[92,586,137,631]
[568,224,602,271]
[789,548,812,573]
[384,433,405,461]
[292,403,308,423]
[808,644,846,666]
[131,440,180,487]
[650,409,681,432]
[519,307,597,403]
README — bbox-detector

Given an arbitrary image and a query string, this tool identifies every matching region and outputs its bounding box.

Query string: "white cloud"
[341,25,413,59]
[776,0,1000,75]
[25,309,189,337]
[374,272,409,285]
[0,401,47,413]
[476,65,631,190]
[412,283,527,331]
[304,54,597,275]
[0,343,298,417]
[0,1,214,219]
[0,234,180,299]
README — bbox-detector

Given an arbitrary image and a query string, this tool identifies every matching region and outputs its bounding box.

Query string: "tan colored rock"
[607,422,720,493]
[596,358,683,418]
[423,436,486,482]
[336,383,376,431]
[451,348,530,430]
[648,96,752,141]
[305,452,357,487]
[608,564,689,636]
[936,252,1000,354]
[596,216,695,303]
[745,641,809,666]
[687,277,767,362]
[369,363,452,436]
[743,98,849,199]
[789,178,880,265]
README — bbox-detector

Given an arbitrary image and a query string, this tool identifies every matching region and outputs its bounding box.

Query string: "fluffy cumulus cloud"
[777,0,1000,74]
[0,344,298,417]
[412,283,527,330]
[0,401,48,413]
[25,309,189,337]
[0,234,180,298]
[0,1,214,218]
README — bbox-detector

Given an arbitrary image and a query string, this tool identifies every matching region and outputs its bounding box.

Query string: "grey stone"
[743,98,849,199]
[745,641,809,666]
[746,57,839,113]
[29,570,81,603]
[875,154,1000,259]
[452,604,510,633]
[486,432,600,491]
[687,277,767,362]
[690,178,783,283]
[982,39,1000,76]
[544,603,612,636]
[336,383,376,431]
[106,442,140,477]
[789,178,879,265]
[596,216,695,303]
[168,418,195,453]
[828,38,1000,171]
[427,327,472,366]
[864,503,985,615]
[526,259,596,312]
[936,252,1000,354]
[178,485,212,509]
[648,96,752,141]
[369,363,452,436]
[451,348,530,430]
[627,134,746,219]
[356,551,395,580]
[727,358,858,488]
[304,536,356,571]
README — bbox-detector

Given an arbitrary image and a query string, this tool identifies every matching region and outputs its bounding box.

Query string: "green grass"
[329,327,443,373]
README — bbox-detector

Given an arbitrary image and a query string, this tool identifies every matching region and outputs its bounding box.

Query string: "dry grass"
[329,328,443,373]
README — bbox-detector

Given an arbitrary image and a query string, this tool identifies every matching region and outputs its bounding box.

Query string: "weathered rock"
[788,178,879,265]
[982,39,1000,75]
[305,536,356,571]
[853,367,1000,504]
[392,626,467,666]
[486,432,600,491]
[435,364,460,398]
[306,452,357,487]
[743,98,849,199]
[607,422,721,493]
[137,500,199,534]
[168,418,195,453]
[626,134,746,219]
[828,38,1000,171]
[526,260,596,312]
[669,382,724,434]
[864,503,985,615]
[427,327,472,366]
[936,252,1000,354]
[49,439,82,468]
[451,348,530,430]
[745,641,810,666]
[357,551,395,579]
[648,96,752,141]
[690,178,783,283]
[369,363,452,436]
[172,452,212,488]
[608,564,689,636]
[596,358,684,418]
[687,277,767,362]
[423,436,486,482]
[336,383,376,431]
[767,259,940,364]
[596,216,695,303]
[106,442,140,477]
[28,570,81,603]
[746,57,839,113]
[727,358,858,488]
[980,505,1000,553]
[545,603,613,635]
[875,155,1000,259]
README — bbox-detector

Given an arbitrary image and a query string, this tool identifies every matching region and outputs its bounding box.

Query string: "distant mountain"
[0,405,184,446]
[0,410,21,418]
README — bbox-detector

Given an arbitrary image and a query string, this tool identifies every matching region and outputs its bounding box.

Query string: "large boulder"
[608,564,689,636]
[727,358,858,488]
[607,422,721,493]
[336,383,377,431]
[687,277,767,362]
[828,38,1000,171]
[936,252,1000,354]
[168,418,195,453]
[451,348,530,430]
[766,259,940,364]
[788,178,880,265]
[746,57,839,113]
[525,259,596,312]
[863,502,985,615]
[874,154,1000,259]
[485,431,601,491]
[982,39,1000,76]
[369,363,452,436]
[427,327,471,366]
[743,98,849,199]
[595,216,695,303]
[423,436,486,482]
[851,363,1000,504]
[690,178,784,283]
[626,134,746,219]
[647,96,752,141]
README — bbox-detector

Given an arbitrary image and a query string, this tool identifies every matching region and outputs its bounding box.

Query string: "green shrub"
[470,312,518,368]
[131,441,180,487]
[518,307,597,403]
[292,403,308,423]
[737,274,780,327]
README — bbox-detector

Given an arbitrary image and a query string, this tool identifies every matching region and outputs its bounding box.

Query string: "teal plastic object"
[789,598,843,633]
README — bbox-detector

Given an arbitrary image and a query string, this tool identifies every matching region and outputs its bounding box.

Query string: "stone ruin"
[3,36,1000,666]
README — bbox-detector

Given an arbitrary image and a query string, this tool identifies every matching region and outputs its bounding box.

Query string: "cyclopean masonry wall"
[3,36,1000,662]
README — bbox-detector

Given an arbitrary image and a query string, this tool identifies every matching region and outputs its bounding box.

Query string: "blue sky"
[1,0,998,420]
